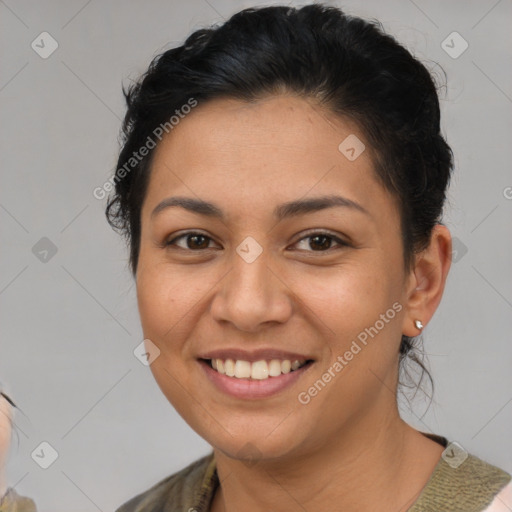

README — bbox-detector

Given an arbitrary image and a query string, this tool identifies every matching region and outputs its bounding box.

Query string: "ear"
[401,224,452,337]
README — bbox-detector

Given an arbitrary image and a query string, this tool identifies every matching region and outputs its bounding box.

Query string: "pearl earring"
[414,320,424,330]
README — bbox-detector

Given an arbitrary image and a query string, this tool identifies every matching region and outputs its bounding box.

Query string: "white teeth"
[224,358,235,377]
[210,358,307,379]
[291,359,301,371]
[251,360,269,380]
[281,360,291,374]
[268,359,282,377]
[234,360,251,378]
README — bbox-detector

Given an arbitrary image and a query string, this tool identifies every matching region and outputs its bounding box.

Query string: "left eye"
[166,231,347,252]
[293,232,347,252]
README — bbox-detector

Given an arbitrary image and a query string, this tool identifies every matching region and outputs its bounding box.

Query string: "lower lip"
[198,360,313,399]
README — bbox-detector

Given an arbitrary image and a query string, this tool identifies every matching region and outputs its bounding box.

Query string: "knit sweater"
[0,488,37,512]
[115,434,512,512]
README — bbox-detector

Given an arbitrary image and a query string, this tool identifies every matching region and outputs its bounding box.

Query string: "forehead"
[143,95,396,226]
[157,94,362,158]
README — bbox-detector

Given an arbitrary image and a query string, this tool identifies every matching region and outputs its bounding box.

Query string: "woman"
[0,390,37,511]
[106,4,511,511]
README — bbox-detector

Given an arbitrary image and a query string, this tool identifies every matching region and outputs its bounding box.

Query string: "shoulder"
[115,452,216,512]
[0,488,37,512]
[411,440,512,512]
[483,481,512,511]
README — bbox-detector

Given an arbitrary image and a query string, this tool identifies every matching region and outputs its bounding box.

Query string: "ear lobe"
[401,224,452,337]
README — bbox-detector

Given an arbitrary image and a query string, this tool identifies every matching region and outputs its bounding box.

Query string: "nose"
[210,247,293,333]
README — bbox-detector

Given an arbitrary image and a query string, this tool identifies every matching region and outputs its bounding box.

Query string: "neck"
[211,404,443,512]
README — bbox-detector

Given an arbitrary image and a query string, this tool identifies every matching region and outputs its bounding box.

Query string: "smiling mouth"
[202,358,313,380]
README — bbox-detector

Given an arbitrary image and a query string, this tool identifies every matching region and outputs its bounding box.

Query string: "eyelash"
[164,230,349,253]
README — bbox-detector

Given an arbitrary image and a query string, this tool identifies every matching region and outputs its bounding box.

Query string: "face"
[136,95,413,462]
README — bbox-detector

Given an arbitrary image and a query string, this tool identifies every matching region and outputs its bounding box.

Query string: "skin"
[135,94,452,512]
[0,394,13,497]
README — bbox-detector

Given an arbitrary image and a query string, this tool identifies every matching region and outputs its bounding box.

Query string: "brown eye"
[166,232,215,250]
[308,234,333,251]
[293,231,348,252]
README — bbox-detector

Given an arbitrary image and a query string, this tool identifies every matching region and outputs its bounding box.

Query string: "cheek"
[136,263,192,338]
[293,260,395,326]
[292,258,404,375]
[136,268,167,338]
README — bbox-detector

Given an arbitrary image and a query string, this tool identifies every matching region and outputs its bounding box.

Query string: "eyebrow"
[151,194,370,221]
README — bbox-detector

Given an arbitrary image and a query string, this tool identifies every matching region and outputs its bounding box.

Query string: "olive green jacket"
[115,434,512,512]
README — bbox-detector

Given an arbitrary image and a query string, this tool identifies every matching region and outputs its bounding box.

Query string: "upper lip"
[198,348,314,363]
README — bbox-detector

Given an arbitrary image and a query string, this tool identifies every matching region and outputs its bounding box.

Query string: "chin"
[214,434,302,464]
[192,412,313,462]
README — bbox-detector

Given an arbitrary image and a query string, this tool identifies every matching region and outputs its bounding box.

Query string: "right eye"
[165,231,219,251]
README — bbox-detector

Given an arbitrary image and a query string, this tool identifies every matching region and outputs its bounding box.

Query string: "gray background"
[1,0,511,510]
